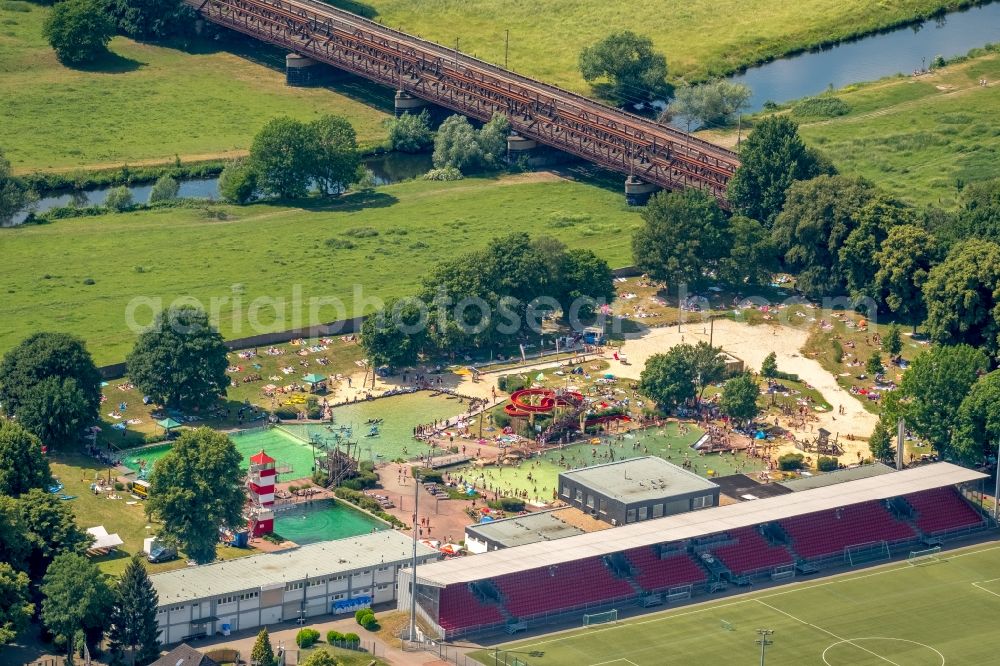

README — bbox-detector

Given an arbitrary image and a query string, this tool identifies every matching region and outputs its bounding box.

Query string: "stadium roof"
[559,457,717,504]
[152,531,436,605]
[711,474,793,501]
[415,462,985,586]
[465,510,585,548]
[777,463,896,492]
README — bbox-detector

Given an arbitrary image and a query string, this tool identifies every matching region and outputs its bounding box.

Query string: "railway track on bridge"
[185,0,741,204]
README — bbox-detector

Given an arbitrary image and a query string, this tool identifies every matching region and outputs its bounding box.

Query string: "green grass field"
[0,174,639,364]
[338,0,973,89]
[0,2,390,172]
[481,541,1000,665]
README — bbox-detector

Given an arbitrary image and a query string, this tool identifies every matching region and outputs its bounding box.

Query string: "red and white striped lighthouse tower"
[247,449,276,537]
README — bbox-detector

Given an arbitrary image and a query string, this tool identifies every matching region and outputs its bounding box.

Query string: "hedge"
[295,628,320,648]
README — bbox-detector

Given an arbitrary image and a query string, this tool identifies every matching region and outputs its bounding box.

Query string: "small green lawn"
[0,174,640,364]
[0,3,390,172]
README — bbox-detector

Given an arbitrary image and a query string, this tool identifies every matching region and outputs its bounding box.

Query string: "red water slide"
[504,388,584,418]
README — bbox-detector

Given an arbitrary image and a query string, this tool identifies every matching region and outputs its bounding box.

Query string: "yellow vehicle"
[131,479,150,499]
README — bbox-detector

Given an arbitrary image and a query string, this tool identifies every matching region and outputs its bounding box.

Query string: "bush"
[343,226,379,238]
[43,0,115,65]
[218,158,258,204]
[488,497,525,512]
[273,407,297,420]
[422,166,464,181]
[148,175,180,203]
[113,481,124,491]
[327,630,343,644]
[817,456,839,472]
[493,411,511,429]
[497,374,529,393]
[325,238,356,250]
[342,632,360,645]
[295,628,320,648]
[830,340,844,364]
[792,96,850,118]
[778,452,805,471]
[412,468,443,483]
[355,608,378,630]
[306,396,322,420]
[386,109,433,153]
[104,186,133,212]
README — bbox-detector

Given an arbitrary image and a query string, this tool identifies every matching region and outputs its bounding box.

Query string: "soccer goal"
[907,545,943,566]
[582,609,618,627]
[844,540,890,567]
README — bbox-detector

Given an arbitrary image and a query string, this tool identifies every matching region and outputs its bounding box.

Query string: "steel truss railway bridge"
[184,0,740,204]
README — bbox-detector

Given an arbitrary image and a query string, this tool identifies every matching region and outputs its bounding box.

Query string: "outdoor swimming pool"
[123,391,468,479]
[452,422,765,505]
[271,499,386,545]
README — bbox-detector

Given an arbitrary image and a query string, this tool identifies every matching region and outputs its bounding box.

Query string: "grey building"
[464,509,586,553]
[558,457,719,526]
[151,531,438,645]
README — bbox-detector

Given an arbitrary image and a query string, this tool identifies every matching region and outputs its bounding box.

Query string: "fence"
[282,639,381,664]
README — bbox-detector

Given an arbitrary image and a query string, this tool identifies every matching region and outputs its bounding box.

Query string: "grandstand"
[399,463,992,639]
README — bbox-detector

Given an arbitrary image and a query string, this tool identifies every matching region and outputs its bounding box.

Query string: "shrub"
[295,628,320,648]
[778,452,805,471]
[104,186,133,212]
[218,158,258,204]
[817,456,839,472]
[43,0,115,65]
[342,632,360,645]
[273,407,297,420]
[792,96,850,118]
[326,630,343,644]
[422,166,463,181]
[343,226,379,238]
[387,109,433,153]
[325,238,356,250]
[148,175,180,203]
[497,374,529,393]
[493,411,511,429]
[412,468,443,483]
[82,278,95,285]
[355,608,374,625]
[830,340,844,364]
[488,497,525,512]
[306,396,322,420]
[113,481,124,491]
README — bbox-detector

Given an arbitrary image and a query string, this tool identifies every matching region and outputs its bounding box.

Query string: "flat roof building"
[777,463,896,492]
[151,531,438,645]
[465,509,585,553]
[558,457,720,526]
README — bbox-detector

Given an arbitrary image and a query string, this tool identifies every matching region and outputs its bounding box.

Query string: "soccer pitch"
[475,542,1000,665]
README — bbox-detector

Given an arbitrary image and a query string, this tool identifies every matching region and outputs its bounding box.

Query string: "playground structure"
[504,388,630,443]
[795,428,844,456]
[246,450,276,537]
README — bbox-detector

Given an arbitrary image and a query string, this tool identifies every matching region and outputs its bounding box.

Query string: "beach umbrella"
[302,373,327,384]
[156,417,182,433]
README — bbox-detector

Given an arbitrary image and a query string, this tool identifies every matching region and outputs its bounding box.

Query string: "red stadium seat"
[711,527,793,576]
[904,487,985,535]
[625,547,706,592]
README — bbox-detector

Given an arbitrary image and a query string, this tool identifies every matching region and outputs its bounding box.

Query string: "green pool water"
[452,422,764,505]
[123,391,467,479]
[282,391,467,463]
[271,499,386,544]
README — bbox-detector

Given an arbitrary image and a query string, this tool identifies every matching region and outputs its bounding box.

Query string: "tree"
[477,113,511,168]
[771,175,876,297]
[432,115,482,171]
[956,177,1000,243]
[0,496,30,573]
[682,341,727,402]
[553,248,615,321]
[105,186,134,212]
[632,189,729,287]
[883,324,903,358]
[301,651,338,666]
[923,240,1000,358]
[0,332,101,447]
[865,351,883,377]
[126,306,229,410]
[872,226,941,329]
[720,373,760,423]
[639,347,696,411]
[0,421,52,497]
[360,297,429,377]
[310,115,360,196]
[728,116,829,226]
[16,376,94,448]
[951,370,1000,464]
[146,428,245,564]
[108,555,160,666]
[898,344,989,458]
[718,215,778,287]
[387,110,433,153]
[218,158,258,204]
[43,0,115,66]
[249,117,316,199]
[41,553,113,663]
[761,352,778,378]
[0,563,32,645]
[250,628,276,666]
[579,31,670,102]
[0,148,32,226]
[106,0,188,41]
[18,488,91,580]
[868,419,895,463]
[666,80,751,129]
[148,175,179,203]
[840,196,913,300]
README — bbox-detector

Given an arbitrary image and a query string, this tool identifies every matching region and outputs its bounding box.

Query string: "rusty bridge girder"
[185,0,741,204]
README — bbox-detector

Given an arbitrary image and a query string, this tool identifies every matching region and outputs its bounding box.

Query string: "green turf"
[0,175,639,364]
[335,0,974,90]
[271,498,385,544]
[0,3,390,172]
[480,542,1000,665]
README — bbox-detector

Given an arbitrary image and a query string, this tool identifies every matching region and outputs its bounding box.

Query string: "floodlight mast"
[756,628,775,666]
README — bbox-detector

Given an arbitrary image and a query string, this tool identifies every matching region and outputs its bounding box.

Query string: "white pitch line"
[589,660,640,666]
[754,599,902,666]
[972,580,1000,599]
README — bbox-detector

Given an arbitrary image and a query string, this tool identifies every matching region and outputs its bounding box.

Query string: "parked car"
[148,542,178,564]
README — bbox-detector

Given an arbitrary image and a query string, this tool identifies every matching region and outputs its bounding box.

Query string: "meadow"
[335,0,977,90]
[0,2,390,172]
[0,174,640,364]
[482,541,1000,665]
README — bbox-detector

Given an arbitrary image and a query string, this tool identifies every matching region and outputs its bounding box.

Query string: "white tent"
[86,526,124,552]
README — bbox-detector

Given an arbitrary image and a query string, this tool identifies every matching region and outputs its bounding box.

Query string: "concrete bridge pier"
[286,53,322,86]
[624,176,660,206]
[394,90,428,116]
[506,133,538,165]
